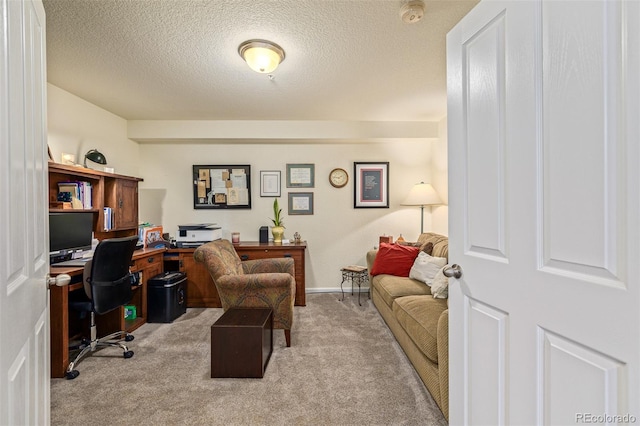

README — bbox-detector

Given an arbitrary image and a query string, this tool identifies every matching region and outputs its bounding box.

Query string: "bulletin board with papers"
[192,165,251,209]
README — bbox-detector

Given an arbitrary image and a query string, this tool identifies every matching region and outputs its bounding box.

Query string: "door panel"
[464,11,507,261]
[540,0,626,286]
[0,0,49,424]
[540,329,625,424]
[466,299,507,425]
[448,1,639,424]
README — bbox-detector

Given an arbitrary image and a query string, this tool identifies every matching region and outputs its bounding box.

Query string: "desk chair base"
[66,312,134,380]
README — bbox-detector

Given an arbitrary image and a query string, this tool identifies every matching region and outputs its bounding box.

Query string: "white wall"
[431,116,449,235]
[47,84,140,176]
[47,84,448,292]
[138,141,438,291]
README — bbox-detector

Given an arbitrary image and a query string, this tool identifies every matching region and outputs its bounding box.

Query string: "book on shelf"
[58,181,92,209]
[103,207,112,231]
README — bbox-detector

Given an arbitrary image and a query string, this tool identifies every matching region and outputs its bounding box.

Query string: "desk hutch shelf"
[48,162,142,239]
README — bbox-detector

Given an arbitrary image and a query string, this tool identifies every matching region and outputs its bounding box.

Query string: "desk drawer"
[238,248,301,262]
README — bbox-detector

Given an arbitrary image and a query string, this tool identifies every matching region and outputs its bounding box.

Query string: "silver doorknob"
[47,273,71,288]
[443,264,463,279]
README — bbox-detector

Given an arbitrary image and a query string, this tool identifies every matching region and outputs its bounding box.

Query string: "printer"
[176,223,222,248]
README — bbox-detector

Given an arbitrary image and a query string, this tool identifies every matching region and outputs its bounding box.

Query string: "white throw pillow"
[431,266,449,299]
[409,251,447,285]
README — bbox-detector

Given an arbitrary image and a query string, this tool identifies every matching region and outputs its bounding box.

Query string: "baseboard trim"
[306,287,370,294]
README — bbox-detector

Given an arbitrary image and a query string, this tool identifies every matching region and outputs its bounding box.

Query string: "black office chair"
[66,235,139,380]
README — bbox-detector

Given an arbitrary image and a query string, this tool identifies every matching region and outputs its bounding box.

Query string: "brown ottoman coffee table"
[211,307,273,378]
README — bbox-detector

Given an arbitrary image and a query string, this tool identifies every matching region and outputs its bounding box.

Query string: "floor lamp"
[401,182,442,234]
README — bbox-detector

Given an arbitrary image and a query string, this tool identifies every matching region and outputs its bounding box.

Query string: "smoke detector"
[400,0,425,24]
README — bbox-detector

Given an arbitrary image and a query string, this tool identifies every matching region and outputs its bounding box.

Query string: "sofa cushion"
[370,243,420,277]
[409,251,448,285]
[417,233,449,260]
[374,275,432,309]
[420,241,434,255]
[431,266,449,299]
[392,295,448,363]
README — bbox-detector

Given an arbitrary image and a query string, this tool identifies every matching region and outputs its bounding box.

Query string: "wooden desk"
[165,241,307,308]
[49,247,164,378]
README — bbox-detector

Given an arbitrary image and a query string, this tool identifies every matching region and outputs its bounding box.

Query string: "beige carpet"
[51,293,447,425]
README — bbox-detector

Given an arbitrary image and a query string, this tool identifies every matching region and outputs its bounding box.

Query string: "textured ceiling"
[43,0,478,122]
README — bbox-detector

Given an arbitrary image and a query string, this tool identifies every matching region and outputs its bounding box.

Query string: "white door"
[447,1,639,424]
[0,0,49,424]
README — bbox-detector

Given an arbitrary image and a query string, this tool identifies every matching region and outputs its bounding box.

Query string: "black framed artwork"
[354,162,389,208]
[193,165,251,209]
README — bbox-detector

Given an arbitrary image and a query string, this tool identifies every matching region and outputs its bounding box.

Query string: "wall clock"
[329,168,348,188]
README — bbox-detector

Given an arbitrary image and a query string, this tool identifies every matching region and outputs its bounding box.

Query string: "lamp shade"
[238,39,285,74]
[84,149,107,168]
[401,182,442,206]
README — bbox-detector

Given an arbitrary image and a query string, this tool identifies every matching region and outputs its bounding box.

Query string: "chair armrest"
[241,257,295,276]
[217,273,296,330]
[218,273,294,291]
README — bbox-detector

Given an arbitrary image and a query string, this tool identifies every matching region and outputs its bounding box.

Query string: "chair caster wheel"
[65,370,79,380]
[124,334,134,342]
[124,350,134,359]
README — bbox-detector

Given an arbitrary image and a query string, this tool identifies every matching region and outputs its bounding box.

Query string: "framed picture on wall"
[354,162,389,208]
[288,192,314,215]
[260,170,281,197]
[286,163,315,188]
[192,165,251,209]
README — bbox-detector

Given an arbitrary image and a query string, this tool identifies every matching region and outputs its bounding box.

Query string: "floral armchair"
[193,239,296,346]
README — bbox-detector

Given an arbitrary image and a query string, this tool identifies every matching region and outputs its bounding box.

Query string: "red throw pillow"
[370,243,420,277]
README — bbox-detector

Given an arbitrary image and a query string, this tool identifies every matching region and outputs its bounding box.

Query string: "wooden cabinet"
[105,177,139,230]
[48,163,142,239]
[129,249,164,329]
[164,250,221,308]
[165,242,307,308]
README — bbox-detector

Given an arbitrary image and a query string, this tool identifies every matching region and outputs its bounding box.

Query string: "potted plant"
[271,198,285,243]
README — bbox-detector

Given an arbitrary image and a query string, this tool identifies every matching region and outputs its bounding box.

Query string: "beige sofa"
[366,232,450,420]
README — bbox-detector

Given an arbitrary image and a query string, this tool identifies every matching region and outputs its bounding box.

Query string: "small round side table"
[340,265,369,306]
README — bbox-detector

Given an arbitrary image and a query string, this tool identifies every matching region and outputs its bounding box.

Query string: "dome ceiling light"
[400,0,425,24]
[238,39,286,74]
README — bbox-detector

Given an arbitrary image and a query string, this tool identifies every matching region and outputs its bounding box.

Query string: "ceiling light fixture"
[400,0,425,24]
[238,39,286,74]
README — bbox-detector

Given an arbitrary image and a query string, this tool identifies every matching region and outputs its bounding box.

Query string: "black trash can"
[147,271,187,323]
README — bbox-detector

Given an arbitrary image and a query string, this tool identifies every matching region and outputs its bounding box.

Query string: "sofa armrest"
[366,249,378,284]
[438,309,449,420]
[366,249,378,271]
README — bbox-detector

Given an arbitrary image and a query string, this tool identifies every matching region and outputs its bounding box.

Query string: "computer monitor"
[49,211,94,264]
